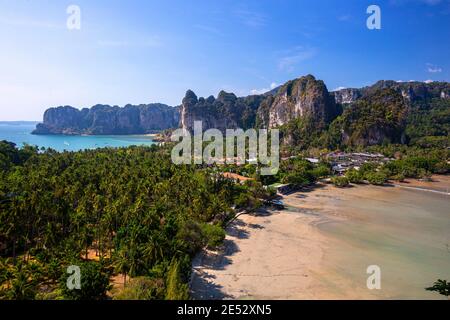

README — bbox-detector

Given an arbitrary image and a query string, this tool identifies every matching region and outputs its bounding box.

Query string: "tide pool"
[0,122,155,152]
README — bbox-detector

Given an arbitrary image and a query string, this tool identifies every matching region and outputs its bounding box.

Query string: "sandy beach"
[190,176,450,300]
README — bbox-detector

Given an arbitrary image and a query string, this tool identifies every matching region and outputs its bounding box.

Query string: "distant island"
[32,103,180,135]
[33,75,450,151]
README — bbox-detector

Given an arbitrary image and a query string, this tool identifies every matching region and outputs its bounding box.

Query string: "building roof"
[221,172,254,182]
[306,158,320,163]
[268,183,290,189]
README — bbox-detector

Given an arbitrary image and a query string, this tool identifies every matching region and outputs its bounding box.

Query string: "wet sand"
[394,175,450,194]
[190,176,450,300]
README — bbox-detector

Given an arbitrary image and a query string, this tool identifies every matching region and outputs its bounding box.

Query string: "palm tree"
[426,279,450,298]
[142,234,164,266]
[114,247,130,288]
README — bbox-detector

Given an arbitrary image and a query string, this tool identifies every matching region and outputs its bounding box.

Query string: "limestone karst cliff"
[255,75,340,129]
[33,75,450,148]
[180,89,265,132]
[331,80,450,105]
[33,103,180,135]
[181,75,340,133]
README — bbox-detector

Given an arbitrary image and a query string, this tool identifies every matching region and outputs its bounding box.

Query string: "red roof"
[221,172,253,182]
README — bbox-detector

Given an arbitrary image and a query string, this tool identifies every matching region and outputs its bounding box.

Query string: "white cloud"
[427,63,443,73]
[332,86,347,91]
[424,79,434,83]
[278,46,317,72]
[250,82,279,95]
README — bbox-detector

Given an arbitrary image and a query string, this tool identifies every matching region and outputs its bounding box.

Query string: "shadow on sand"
[190,270,233,300]
[190,209,274,299]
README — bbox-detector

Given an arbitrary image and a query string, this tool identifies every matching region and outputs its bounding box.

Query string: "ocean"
[317,182,450,299]
[0,122,155,152]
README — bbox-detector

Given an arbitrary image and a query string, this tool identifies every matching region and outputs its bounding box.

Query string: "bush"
[165,259,189,300]
[114,277,165,300]
[391,173,405,182]
[433,161,450,174]
[418,169,432,181]
[177,221,225,252]
[359,162,379,176]
[345,169,363,184]
[365,172,388,185]
[280,158,316,187]
[311,164,331,179]
[234,193,262,211]
[5,268,38,300]
[331,176,350,188]
[35,288,65,300]
[176,221,204,255]
[201,223,225,248]
[0,261,39,300]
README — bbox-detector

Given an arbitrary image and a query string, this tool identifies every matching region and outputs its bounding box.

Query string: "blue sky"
[0,0,449,120]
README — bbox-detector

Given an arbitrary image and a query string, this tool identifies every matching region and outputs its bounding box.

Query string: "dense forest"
[0,138,449,299]
[0,141,273,300]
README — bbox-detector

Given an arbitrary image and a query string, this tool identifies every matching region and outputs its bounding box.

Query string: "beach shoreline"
[190,175,450,300]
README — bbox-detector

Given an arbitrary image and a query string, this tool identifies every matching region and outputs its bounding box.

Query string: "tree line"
[0,141,272,299]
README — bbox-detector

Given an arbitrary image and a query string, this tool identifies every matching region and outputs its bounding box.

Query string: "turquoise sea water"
[0,122,155,152]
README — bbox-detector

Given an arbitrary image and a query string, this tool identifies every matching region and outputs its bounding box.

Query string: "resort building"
[326,152,393,174]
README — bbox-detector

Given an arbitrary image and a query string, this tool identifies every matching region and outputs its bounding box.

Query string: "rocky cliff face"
[335,88,409,146]
[180,90,265,132]
[327,80,450,147]
[181,75,339,133]
[258,75,339,129]
[331,88,362,104]
[331,80,450,105]
[33,103,179,135]
[33,76,449,149]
